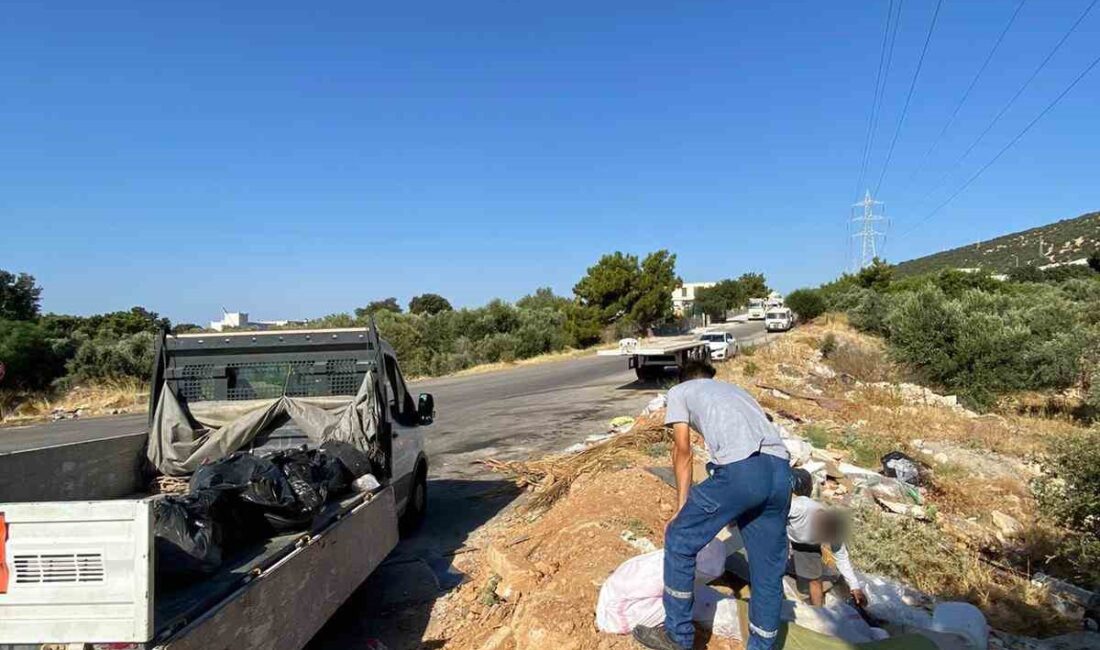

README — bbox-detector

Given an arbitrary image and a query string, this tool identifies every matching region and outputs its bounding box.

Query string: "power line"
[898,48,1100,238]
[872,0,944,198]
[899,0,1027,196]
[911,0,1099,206]
[854,0,899,201]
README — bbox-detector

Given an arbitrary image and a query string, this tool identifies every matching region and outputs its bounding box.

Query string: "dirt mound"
[426,465,739,649]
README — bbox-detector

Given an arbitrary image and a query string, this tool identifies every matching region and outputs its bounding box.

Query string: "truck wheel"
[400,464,427,533]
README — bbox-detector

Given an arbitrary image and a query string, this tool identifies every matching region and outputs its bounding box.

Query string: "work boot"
[632,625,687,650]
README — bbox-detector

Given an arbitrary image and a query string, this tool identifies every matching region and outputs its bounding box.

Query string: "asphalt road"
[0,320,768,467]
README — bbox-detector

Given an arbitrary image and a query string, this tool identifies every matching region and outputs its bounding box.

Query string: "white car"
[698,331,739,360]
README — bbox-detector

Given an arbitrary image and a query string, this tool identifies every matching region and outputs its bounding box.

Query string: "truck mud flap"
[157,486,398,650]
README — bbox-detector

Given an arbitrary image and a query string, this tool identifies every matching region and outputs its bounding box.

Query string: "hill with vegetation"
[895,210,1100,276]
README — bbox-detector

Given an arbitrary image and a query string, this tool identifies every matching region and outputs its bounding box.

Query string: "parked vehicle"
[747,298,767,320]
[599,338,712,380]
[765,292,784,310]
[0,325,432,650]
[765,307,794,332]
[698,331,739,361]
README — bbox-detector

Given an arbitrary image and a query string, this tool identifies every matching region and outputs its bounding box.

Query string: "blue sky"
[3,1,1098,324]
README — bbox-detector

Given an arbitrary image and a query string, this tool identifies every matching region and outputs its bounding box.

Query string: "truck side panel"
[0,434,146,503]
[159,486,399,650]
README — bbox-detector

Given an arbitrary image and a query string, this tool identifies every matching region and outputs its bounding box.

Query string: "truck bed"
[155,487,398,650]
[596,338,705,356]
[154,491,368,639]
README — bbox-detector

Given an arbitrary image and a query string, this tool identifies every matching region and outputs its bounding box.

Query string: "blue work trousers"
[662,453,792,649]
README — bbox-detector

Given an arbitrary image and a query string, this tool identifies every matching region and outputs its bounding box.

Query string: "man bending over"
[633,361,792,650]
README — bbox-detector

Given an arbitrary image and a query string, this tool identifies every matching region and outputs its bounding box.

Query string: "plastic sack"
[153,490,223,579]
[932,603,988,650]
[881,451,924,487]
[642,394,668,416]
[784,600,885,643]
[595,539,726,634]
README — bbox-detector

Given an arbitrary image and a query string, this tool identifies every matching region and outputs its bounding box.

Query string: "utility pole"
[851,190,886,270]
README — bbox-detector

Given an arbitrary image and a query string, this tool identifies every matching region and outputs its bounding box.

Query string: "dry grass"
[0,379,148,427]
[482,412,670,511]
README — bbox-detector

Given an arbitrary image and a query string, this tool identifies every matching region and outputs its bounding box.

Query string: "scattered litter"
[51,407,82,420]
[783,437,815,466]
[881,451,924,487]
[352,473,381,493]
[617,338,640,354]
[608,416,636,434]
[619,529,658,553]
[642,393,668,416]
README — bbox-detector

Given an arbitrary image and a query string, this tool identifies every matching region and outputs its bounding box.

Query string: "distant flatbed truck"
[598,338,711,380]
[0,326,432,650]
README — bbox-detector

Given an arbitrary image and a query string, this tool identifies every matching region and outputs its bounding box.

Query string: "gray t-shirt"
[664,379,789,465]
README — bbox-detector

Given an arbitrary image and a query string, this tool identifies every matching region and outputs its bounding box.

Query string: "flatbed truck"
[0,326,432,650]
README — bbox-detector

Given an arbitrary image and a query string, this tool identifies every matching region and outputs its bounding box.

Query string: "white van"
[765,308,794,332]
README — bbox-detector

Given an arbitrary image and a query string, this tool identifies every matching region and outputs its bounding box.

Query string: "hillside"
[895,210,1100,276]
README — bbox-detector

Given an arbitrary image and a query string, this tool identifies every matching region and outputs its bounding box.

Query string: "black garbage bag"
[312,448,351,494]
[881,451,926,486]
[153,490,223,580]
[320,440,374,480]
[190,452,298,511]
[256,448,330,531]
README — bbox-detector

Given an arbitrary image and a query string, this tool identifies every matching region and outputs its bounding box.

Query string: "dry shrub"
[849,507,1074,635]
[1,378,147,425]
[827,341,897,383]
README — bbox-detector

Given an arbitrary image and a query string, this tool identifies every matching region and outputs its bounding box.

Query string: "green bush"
[0,319,66,390]
[785,288,825,321]
[66,331,155,382]
[1034,430,1100,538]
[1033,430,1100,584]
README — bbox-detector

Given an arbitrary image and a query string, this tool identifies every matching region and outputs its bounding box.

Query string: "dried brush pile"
[482,412,670,511]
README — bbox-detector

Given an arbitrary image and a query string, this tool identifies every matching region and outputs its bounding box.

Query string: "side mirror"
[417,393,435,425]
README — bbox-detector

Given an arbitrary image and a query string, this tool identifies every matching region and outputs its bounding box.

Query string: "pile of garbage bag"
[153,441,375,581]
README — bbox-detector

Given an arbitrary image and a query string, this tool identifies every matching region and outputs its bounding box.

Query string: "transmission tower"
[851,190,886,271]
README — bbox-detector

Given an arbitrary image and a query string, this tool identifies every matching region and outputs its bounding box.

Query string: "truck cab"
[765,308,794,332]
[747,298,767,320]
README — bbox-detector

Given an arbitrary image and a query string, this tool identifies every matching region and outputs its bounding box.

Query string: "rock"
[991,511,1023,539]
[485,544,540,599]
[511,594,584,650]
[778,363,803,378]
[477,626,514,650]
[809,362,837,380]
[771,388,792,400]
[1036,631,1100,649]
[874,494,930,520]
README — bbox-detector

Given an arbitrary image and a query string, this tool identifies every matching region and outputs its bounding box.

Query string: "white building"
[671,282,716,315]
[209,312,298,332]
